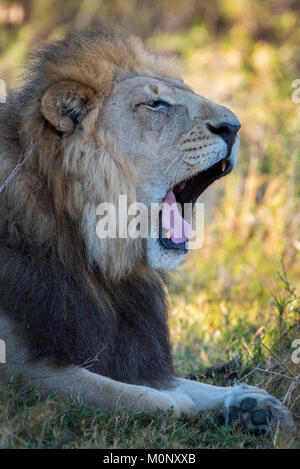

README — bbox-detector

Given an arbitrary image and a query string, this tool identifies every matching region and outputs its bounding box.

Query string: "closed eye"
[138,100,171,112]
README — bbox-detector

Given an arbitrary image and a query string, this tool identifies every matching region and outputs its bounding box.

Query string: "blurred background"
[0,0,299,378]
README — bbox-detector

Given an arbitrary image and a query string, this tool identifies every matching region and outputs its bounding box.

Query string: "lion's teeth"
[221,159,226,172]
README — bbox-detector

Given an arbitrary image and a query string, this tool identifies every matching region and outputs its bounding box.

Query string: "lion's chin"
[146,237,187,271]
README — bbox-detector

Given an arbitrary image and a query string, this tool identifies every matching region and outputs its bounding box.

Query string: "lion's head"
[1,30,240,281]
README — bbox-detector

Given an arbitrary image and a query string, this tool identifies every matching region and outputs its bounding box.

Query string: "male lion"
[0,30,294,432]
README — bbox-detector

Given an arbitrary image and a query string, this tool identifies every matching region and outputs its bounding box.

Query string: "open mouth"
[159,156,233,252]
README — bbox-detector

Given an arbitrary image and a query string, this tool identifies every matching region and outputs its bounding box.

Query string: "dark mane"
[0,30,176,388]
[0,246,174,387]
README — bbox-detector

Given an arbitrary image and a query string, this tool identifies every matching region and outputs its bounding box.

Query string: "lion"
[0,30,294,433]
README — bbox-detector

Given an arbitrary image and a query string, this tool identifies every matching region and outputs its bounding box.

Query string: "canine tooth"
[221,159,226,172]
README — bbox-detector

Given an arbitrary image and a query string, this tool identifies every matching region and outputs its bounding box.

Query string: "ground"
[0,262,299,448]
[0,0,299,449]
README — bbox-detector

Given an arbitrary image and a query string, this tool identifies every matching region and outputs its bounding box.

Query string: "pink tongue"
[162,191,191,244]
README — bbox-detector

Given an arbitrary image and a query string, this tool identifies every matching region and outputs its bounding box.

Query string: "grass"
[0,385,282,449]
[0,0,299,450]
[0,268,299,449]
[0,369,298,449]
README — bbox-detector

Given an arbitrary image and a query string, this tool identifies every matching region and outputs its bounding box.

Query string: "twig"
[259,341,297,378]
[255,367,299,381]
[0,139,36,193]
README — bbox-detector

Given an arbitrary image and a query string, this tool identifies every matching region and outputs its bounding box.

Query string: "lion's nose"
[207,121,241,145]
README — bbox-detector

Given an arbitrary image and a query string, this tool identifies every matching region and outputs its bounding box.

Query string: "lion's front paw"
[222,383,295,433]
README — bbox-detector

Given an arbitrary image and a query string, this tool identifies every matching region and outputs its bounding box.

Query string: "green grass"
[0,274,299,449]
[0,381,297,449]
[0,0,299,450]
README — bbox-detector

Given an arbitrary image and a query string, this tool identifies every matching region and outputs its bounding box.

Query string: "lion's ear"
[41,81,95,134]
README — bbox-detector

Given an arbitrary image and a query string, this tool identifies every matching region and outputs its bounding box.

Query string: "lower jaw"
[158,237,188,253]
[158,212,188,253]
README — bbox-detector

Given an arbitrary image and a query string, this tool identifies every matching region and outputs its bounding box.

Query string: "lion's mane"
[0,30,179,387]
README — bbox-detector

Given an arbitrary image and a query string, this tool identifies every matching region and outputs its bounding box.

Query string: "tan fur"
[0,31,183,278]
[0,30,240,279]
[0,30,294,432]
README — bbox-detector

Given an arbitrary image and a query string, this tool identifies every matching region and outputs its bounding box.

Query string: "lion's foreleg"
[170,378,231,410]
[0,315,194,416]
[169,378,295,431]
[6,357,196,416]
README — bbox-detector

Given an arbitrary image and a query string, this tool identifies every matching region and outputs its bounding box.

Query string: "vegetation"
[0,0,299,449]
